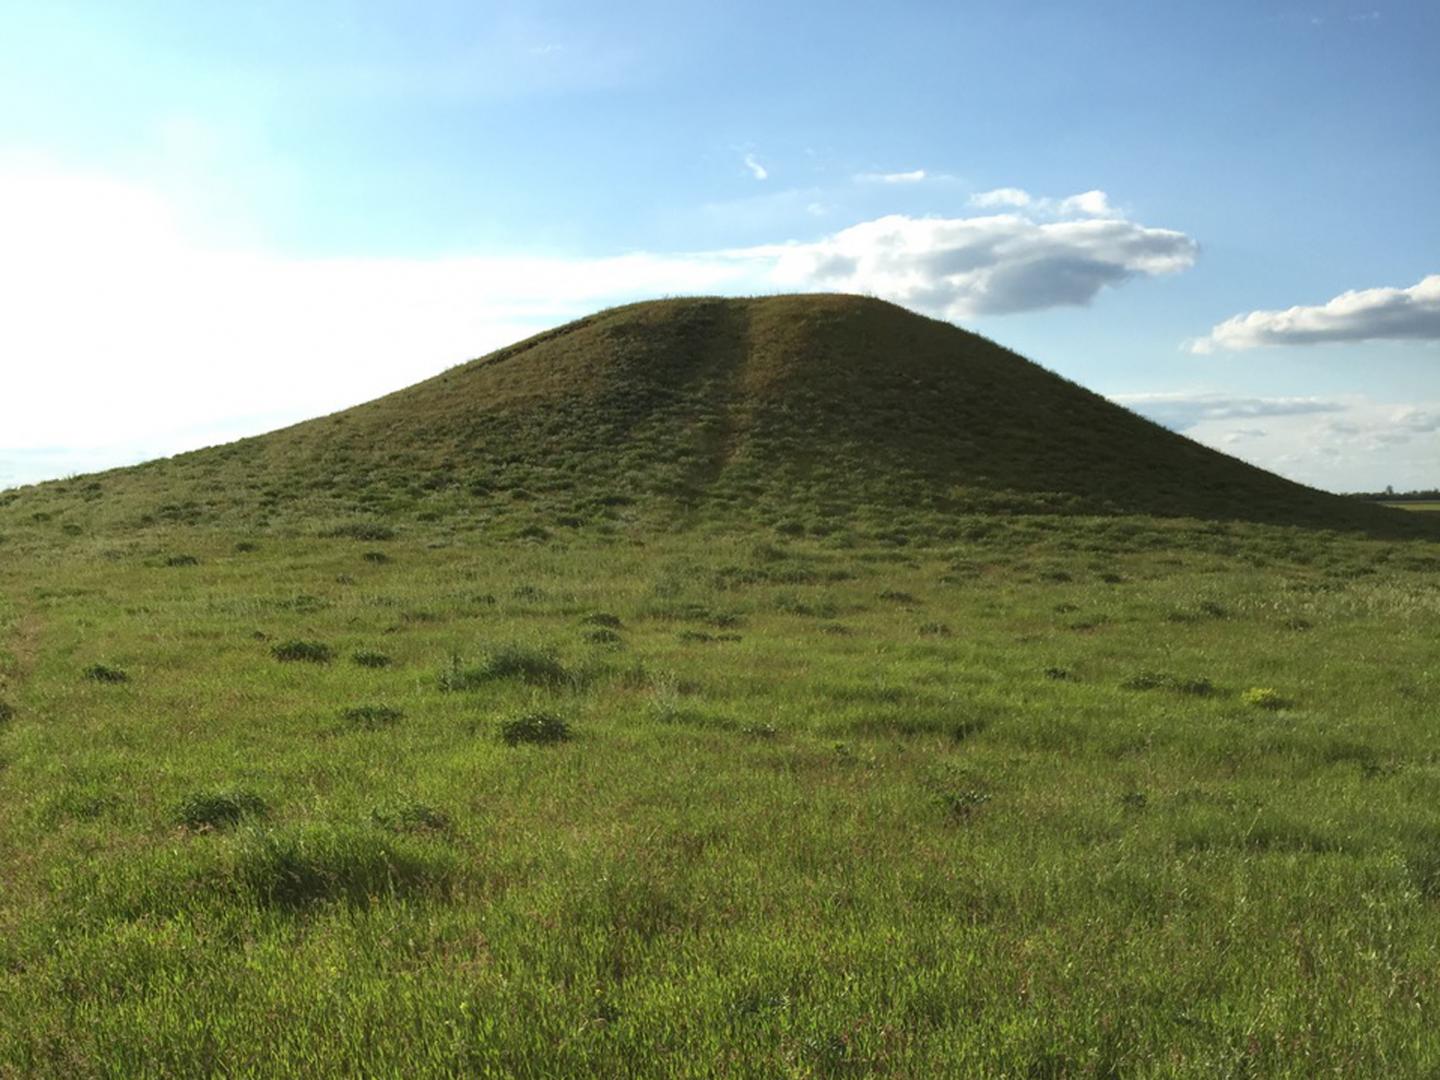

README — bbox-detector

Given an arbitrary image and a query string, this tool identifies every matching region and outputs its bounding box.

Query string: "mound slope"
[2,294,1428,539]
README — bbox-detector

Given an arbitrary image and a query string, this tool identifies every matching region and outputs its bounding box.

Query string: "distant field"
[3,514,1439,1076]
[1381,500,1440,512]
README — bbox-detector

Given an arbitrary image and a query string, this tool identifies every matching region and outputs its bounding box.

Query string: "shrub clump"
[0,700,14,725]
[272,640,334,664]
[499,711,572,746]
[235,823,454,909]
[440,644,573,691]
[1242,687,1290,710]
[361,550,391,564]
[339,705,405,730]
[84,664,129,684]
[323,522,397,541]
[580,612,623,629]
[165,554,200,567]
[176,789,268,831]
[352,650,393,669]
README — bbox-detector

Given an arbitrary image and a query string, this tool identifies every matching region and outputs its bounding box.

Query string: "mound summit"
[2,294,1428,540]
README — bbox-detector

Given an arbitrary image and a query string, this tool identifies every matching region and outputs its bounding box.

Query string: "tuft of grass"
[175,789,268,831]
[0,700,13,725]
[440,644,573,690]
[338,705,405,730]
[498,711,572,746]
[83,663,129,683]
[234,823,454,909]
[370,800,453,835]
[351,650,393,669]
[323,522,396,541]
[271,640,334,664]
[165,554,200,567]
[1242,686,1290,710]
[1121,671,1215,696]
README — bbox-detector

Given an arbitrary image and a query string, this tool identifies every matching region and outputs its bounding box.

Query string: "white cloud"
[857,169,927,184]
[1191,273,1440,352]
[1057,189,1113,217]
[743,153,768,181]
[767,204,1196,318]
[969,187,1033,209]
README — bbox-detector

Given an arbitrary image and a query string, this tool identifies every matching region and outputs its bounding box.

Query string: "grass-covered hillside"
[1,294,1431,545]
[2,296,1439,1076]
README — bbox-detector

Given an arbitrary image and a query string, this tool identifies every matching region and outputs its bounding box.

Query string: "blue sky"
[1,0,1436,491]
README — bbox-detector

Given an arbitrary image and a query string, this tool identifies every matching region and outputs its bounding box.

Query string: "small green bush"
[176,789,268,831]
[362,550,391,564]
[1242,687,1289,710]
[165,554,199,567]
[272,640,334,664]
[352,650,393,669]
[499,711,572,746]
[0,700,14,725]
[581,612,623,629]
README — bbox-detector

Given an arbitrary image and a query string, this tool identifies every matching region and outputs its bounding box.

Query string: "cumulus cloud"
[768,203,1196,318]
[857,169,927,184]
[1057,190,1113,217]
[1112,392,1345,431]
[743,153,768,181]
[1191,273,1440,352]
[969,187,1033,209]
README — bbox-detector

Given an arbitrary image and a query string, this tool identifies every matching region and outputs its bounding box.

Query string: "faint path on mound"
[677,301,752,506]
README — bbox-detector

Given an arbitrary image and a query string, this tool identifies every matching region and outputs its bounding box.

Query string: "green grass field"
[3,297,1438,1075]
[2,514,1439,1076]
[1381,501,1440,512]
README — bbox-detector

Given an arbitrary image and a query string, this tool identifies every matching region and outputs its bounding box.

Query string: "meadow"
[3,511,1439,1077]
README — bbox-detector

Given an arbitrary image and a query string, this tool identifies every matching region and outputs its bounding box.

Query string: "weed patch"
[1242,687,1290,710]
[370,800,452,834]
[235,824,454,909]
[272,640,334,664]
[176,789,268,831]
[1121,671,1215,696]
[338,705,405,731]
[83,664,129,683]
[440,644,574,690]
[499,711,572,746]
[324,522,397,541]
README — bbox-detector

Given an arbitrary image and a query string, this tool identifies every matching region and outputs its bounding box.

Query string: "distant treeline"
[1348,488,1440,502]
